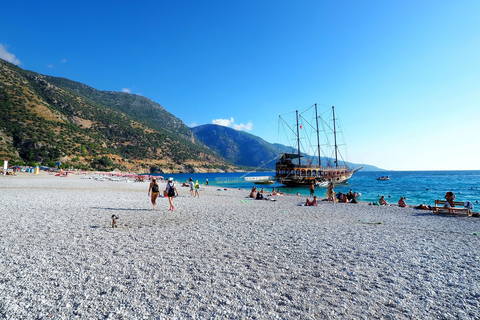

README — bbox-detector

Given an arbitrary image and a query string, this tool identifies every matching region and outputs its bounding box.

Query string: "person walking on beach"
[309,182,315,197]
[148,177,160,210]
[194,180,200,197]
[166,177,178,211]
[189,178,194,196]
[206,177,209,186]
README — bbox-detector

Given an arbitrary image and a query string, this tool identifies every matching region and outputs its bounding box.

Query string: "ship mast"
[315,103,322,168]
[332,106,338,168]
[296,110,301,165]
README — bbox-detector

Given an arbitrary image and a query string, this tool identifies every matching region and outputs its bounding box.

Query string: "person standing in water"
[309,182,315,197]
[148,177,160,210]
[166,177,178,211]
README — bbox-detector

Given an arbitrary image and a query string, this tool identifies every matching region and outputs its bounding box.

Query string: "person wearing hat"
[148,177,160,210]
[166,177,178,211]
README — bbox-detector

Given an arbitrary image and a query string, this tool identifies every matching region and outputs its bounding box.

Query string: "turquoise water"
[150,170,480,207]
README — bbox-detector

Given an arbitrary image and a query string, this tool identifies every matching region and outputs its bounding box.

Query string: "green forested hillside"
[0,58,233,173]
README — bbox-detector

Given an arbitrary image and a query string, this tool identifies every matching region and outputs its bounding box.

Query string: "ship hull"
[275,161,361,187]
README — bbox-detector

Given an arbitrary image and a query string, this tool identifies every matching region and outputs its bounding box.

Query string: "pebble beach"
[1,173,479,319]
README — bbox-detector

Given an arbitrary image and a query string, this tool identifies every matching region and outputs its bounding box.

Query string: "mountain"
[192,124,385,171]
[0,58,234,173]
[192,124,283,169]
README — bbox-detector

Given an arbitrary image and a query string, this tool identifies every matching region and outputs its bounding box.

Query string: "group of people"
[304,183,359,206]
[147,177,178,211]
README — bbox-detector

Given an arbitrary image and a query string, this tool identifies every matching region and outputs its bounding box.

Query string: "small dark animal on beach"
[112,214,119,228]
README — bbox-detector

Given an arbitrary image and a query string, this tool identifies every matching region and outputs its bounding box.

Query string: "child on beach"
[148,177,160,210]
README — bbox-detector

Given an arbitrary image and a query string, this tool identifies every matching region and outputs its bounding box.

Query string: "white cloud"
[189,122,198,127]
[0,44,21,65]
[212,117,253,131]
[212,117,234,127]
[122,88,132,93]
[47,64,54,68]
[233,121,253,131]
[61,59,67,63]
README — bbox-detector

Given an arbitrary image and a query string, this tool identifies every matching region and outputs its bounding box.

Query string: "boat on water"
[275,104,362,187]
[253,179,275,185]
[376,176,390,181]
[244,176,275,185]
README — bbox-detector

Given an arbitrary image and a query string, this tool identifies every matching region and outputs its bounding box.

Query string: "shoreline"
[1,173,479,318]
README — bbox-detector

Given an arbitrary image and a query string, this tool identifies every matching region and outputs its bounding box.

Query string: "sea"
[151,170,480,207]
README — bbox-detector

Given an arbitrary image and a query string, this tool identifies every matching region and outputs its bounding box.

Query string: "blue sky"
[1,0,479,170]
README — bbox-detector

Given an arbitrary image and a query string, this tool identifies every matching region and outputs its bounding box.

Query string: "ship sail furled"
[275,104,362,187]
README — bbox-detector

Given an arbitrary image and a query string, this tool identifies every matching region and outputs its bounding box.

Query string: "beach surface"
[1,173,479,319]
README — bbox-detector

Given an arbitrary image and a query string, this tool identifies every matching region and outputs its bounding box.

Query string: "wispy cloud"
[212,117,253,131]
[0,44,21,65]
[233,121,253,131]
[61,59,67,63]
[122,88,132,94]
[189,122,198,127]
[212,117,234,127]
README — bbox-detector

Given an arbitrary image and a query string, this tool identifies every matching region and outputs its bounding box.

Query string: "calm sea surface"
[151,170,480,207]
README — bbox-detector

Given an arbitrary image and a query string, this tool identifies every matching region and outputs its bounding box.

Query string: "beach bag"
[152,183,159,193]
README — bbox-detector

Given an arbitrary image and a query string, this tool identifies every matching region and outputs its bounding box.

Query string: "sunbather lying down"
[305,196,318,206]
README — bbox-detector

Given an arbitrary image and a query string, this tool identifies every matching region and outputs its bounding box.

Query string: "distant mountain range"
[0,58,384,172]
[192,124,383,171]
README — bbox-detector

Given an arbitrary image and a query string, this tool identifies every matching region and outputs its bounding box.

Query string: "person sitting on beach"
[350,193,358,203]
[379,195,388,205]
[273,188,284,196]
[341,193,348,203]
[256,192,264,200]
[444,191,455,208]
[250,186,257,198]
[398,197,407,207]
[346,189,354,202]
[336,192,343,202]
[260,188,264,193]
[305,196,318,206]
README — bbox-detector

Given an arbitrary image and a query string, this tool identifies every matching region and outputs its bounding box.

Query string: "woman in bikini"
[148,177,160,210]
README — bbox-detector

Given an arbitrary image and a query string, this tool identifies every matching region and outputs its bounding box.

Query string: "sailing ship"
[275,104,362,187]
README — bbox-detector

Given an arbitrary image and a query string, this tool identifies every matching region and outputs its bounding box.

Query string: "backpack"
[152,183,159,193]
[167,182,175,197]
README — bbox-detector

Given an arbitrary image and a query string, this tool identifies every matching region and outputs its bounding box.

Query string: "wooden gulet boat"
[275,105,362,187]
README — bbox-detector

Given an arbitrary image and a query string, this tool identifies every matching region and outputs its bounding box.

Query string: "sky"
[1,0,479,170]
